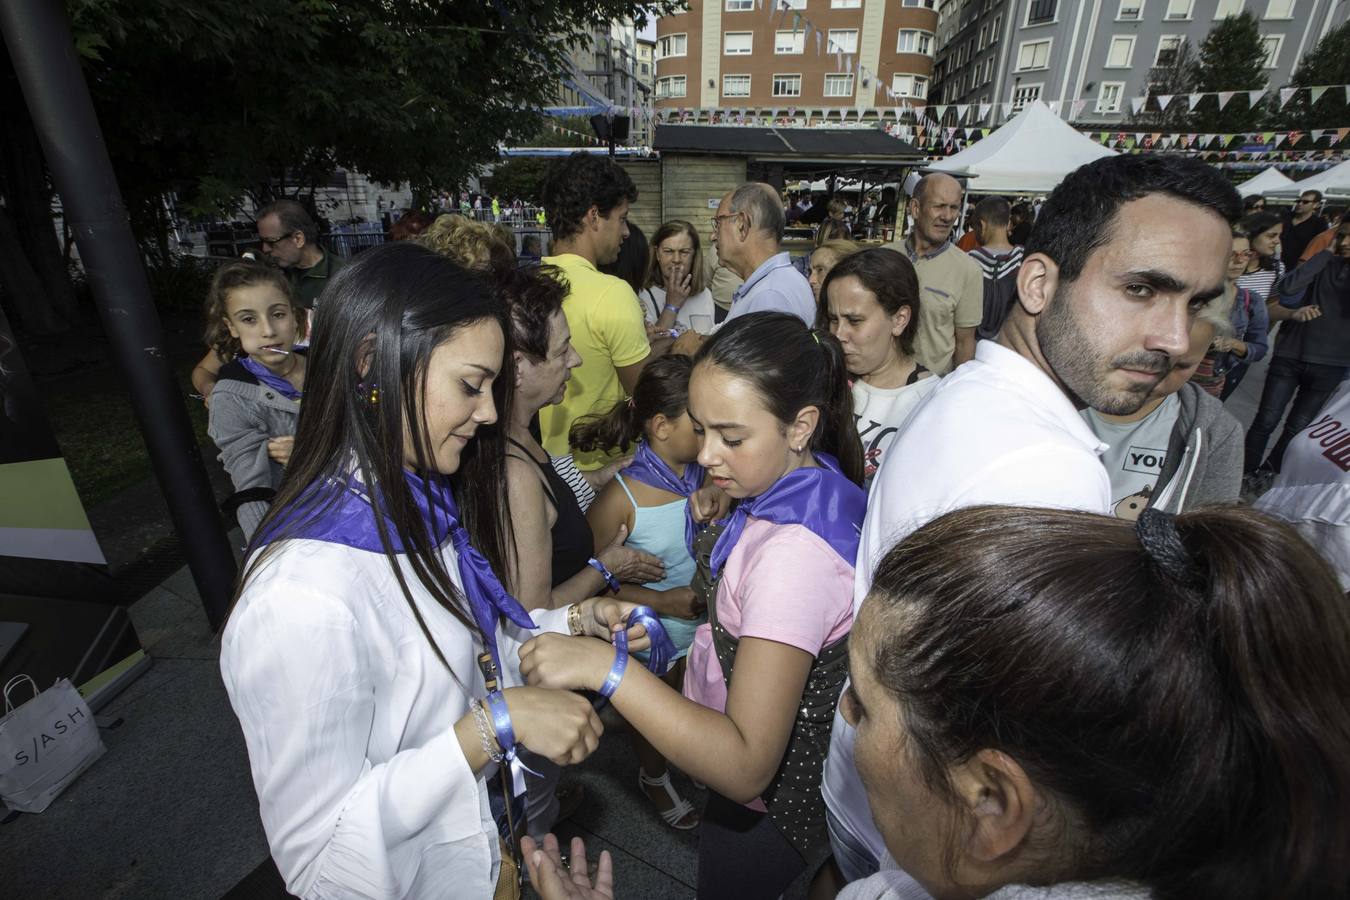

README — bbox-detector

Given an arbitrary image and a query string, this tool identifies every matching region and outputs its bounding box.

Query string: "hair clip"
[357,382,380,405]
[1136,508,1203,592]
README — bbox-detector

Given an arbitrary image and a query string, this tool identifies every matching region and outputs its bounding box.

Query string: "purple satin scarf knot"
[258,469,536,675]
[240,357,302,402]
[622,441,705,552]
[707,453,866,578]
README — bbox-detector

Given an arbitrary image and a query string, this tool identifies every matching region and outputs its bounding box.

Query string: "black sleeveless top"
[507,438,593,588]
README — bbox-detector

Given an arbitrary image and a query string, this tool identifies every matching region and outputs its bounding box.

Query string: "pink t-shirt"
[683,518,856,806]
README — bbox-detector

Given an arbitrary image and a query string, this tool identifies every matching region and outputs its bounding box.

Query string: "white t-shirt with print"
[852,375,941,485]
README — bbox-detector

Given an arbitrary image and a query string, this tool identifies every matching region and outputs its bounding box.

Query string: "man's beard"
[1036,282,1170,416]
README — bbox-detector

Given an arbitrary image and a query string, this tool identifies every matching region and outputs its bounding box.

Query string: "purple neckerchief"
[707,452,866,578]
[256,469,535,676]
[240,357,302,402]
[622,441,705,552]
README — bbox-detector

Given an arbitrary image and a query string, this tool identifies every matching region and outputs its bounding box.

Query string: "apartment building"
[653,0,940,119]
[932,0,1349,126]
[555,20,656,144]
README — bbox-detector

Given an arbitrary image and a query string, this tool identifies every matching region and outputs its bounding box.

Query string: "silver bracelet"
[470,699,504,764]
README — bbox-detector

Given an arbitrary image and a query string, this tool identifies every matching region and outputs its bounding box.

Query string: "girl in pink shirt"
[521,312,866,899]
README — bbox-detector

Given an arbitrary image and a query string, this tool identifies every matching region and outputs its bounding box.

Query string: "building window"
[891,74,928,98]
[979,25,989,49]
[1016,39,1052,70]
[775,30,805,53]
[1164,0,1193,19]
[824,73,855,96]
[1261,34,1283,67]
[991,14,1002,40]
[897,29,934,54]
[1095,82,1125,112]
[725,0,754,10]
[902,0,936,7]
[1105,36,1135,68]
[722,74,752,97]
[779,0,806,7]
[655,75,686,99]
[827,29,859,54]
[724,32,753,55]
[1012,83,1042,110]
[656,34,686,60]
[773,73,802,96]
[831,0,862,7]
[1025,0,1058,25]
[1155,35,1182,65]
[1215,0,1243,16]
[1117,0,1144,20]
[1265,0,1295,17]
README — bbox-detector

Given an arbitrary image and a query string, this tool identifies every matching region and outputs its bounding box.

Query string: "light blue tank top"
[617,474,704,657]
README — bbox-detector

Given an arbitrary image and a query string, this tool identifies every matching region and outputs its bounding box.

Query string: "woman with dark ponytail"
[520,312,867,898]
[836,504,1350,900]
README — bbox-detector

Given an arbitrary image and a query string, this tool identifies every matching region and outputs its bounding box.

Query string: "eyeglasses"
[1230,249,1253,261]
[258,232,297,246]
[712,213,742,229]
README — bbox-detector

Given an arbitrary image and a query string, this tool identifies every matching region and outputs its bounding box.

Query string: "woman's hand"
[502,686,603,766]
[597,523,665,584]
[1292,305,1323,323]
[665,264,692,309]
[518,634,614,695]
[582,598,652,651]
[689,485,731,523]
[267,436,295,466]
[520,834,614,900]
[588,454,634,491]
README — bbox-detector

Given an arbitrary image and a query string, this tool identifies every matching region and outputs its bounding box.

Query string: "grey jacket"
[207,360,300,539]
[1153,382,1243,513]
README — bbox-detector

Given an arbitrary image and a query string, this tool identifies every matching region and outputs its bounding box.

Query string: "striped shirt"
[1236,258,1285,303]
[967,245,1024,341]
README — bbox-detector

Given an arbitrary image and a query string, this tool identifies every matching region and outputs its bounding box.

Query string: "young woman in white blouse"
[819,248,940,485]
[638,220,717,336]
[220,242,641,900]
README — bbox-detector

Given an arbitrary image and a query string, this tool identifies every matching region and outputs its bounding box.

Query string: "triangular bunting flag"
[1071,99,1087,119]
[1130,96,1146,115]
[1278,87,1297,108]
[1187,93,1203,111]
[1217,91,1235,110]
[1246,89,1266,107]
[1339,127,1350,144]
[981,128,990,137]
[1001,102,1014,118]
[1310,86,1328,104]
[956,104,970,121]
[1157,94,1173,111]
[979,103,992,121]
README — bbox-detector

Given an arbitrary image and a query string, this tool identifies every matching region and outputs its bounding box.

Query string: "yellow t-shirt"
[538,254,651,470]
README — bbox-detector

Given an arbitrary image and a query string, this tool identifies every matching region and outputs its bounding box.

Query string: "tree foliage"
[1187,11,1269,134]
[1276,21,1350,132]
[65,0,676,222]
[480,116,594,203]
[1129,38,1198,131]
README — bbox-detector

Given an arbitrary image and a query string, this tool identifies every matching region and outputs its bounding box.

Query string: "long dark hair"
[694,312,864,485]
[237,242,515,677]
[570,354,693,454]
[1240,210,1284,271]
[599,220,649,295]
[864,504,1350,899]
[818,247,921,358]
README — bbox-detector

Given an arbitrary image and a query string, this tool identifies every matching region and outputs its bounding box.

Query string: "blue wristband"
[588,557,621,593]
[663,303,682,315]
[483,690,517,760]
[599,637,629,699]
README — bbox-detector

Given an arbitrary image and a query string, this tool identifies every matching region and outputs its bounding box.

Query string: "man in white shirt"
[819,154,1241,891]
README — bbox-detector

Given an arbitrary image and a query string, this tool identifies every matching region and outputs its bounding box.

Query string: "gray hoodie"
[1152,382,1243,513]
[207,359,300,539]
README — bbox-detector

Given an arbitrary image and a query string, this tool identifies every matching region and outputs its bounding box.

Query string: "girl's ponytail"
[810,328,863,486]
[570,354,695,454]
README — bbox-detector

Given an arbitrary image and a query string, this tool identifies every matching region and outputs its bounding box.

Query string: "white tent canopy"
[927,100,1117,194]
[1237,166,1296,197]
[1266,158,1350,201]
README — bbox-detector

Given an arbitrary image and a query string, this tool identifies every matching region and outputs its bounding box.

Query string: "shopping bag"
[0,674,106,813]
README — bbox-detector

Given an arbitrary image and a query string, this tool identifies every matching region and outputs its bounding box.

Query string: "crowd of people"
[197,150,1349,900]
